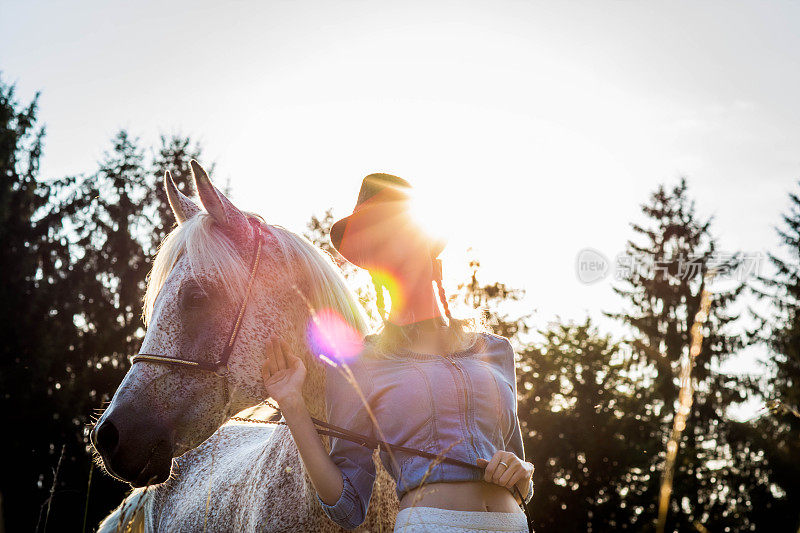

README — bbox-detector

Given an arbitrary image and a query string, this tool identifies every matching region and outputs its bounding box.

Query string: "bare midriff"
[399,480,524,513]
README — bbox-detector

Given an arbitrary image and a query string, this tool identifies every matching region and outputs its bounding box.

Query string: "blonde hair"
[143,212,369,337]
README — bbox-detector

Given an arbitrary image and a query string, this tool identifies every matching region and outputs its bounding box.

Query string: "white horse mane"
[142,211,369,337]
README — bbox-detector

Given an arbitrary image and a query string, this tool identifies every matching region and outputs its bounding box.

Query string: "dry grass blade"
[204,386,235,532]
[767,399,800,419]
[399,438,463,531]
[656,270,716,533]
[122,482,154,533]
[81,463,94,533]
[203,434,220,533]
[38,443,66,533]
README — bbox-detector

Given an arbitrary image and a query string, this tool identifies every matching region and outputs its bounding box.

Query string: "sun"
[407,184,458,250]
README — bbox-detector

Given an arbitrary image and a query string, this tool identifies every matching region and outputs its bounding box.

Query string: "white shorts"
[394,506,529,533]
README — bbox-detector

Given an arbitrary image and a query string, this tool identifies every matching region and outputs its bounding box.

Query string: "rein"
[130,218,534,532]
[232,398,534,532]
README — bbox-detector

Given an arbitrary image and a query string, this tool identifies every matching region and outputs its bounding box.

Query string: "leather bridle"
[131,218,265,374]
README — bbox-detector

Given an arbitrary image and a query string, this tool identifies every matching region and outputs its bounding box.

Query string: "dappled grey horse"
[91,161,398,531]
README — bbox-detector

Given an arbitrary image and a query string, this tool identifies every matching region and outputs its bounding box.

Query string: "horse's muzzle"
[92,417,174,487]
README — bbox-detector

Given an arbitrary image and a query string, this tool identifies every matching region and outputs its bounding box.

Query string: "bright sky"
[3,1,799,387]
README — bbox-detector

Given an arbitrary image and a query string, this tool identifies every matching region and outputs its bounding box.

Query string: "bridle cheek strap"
[131,220,265,375]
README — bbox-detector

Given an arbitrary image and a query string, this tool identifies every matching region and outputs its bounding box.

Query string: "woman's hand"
[476,451,534,500]
[261,337,306,410]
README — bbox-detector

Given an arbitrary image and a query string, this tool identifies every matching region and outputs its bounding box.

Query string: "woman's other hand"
[261,338,306,409]
[476,450,534,500]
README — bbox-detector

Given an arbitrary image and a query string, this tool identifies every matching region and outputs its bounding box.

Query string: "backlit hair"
[143,212,369,337]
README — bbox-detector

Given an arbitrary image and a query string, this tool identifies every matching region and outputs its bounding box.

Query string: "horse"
[91,161,399,532]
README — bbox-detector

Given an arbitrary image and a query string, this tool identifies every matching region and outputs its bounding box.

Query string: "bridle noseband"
[131,218,265,374]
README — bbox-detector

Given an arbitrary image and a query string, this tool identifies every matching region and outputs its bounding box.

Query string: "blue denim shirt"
[317,332,533,530]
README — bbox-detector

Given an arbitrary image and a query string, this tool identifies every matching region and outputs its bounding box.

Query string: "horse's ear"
[164,171,200,224]
[190,160,253,246]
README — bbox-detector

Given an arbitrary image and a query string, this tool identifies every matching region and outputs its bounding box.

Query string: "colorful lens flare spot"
[306,308,364,364]
[368,267,405,312]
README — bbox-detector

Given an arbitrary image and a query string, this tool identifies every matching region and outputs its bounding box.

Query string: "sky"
[2,0,799,391]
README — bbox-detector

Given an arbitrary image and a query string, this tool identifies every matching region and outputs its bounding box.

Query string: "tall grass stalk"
[38,443,66,533]
[656,271,715,533]
[81,463,94,533]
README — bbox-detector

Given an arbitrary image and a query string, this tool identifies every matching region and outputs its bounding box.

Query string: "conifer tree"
[0,75,100,531]
[0,103,208,528]
[607,179,759,530]
[746,181,800,529]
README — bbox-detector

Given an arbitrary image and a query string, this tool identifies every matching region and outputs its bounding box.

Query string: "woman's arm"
[475,336,534,504]
[262,338,376,529]
[261,338,343,504]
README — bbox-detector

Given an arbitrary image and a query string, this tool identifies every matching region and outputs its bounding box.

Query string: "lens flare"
[306,308,364,364]
[368,267,405,313]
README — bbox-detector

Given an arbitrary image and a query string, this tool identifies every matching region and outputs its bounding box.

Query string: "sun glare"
[408,185,457,248]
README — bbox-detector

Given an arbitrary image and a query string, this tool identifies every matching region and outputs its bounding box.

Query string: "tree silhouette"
[0,82,209,529]
[746,180,800,530]
[0,74,97,532]
[518,319,656,532]
[607,179,766,530]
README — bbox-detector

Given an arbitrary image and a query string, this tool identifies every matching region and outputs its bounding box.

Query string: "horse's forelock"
[143,212,369,339]
[143,213,249,325]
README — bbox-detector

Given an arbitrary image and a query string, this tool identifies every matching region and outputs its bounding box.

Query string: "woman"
[261,173,533,532]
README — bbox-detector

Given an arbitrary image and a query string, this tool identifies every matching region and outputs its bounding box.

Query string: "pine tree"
[607,179,761,530]
[746,180,800,529]
[0,110,208,529]
[0,75,101,531]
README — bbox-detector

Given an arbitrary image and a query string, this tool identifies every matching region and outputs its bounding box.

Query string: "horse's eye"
[185,290,208,309]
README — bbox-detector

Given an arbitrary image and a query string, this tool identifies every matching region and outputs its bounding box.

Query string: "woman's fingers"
[483,452,502,483]
[263,337,304,381]
[497,461,522,487]
[275,338,288,371]
[492,460,509,485]
[262,341,272,377]
[482,451,518,485]
[280,338,295,369]
[265,339,279,375]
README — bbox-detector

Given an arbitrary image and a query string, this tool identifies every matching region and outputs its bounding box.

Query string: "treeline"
[2,74,799,532]
[0,76,202,531]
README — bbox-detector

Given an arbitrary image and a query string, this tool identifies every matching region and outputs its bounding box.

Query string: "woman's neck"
[387,259,443,326]
[388,286,442,326]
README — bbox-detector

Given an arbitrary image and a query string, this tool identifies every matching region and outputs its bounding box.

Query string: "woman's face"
[359,219,433,281]
[341,202,434,281]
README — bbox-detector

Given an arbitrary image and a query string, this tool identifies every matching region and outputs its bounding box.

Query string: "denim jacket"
[317,331,533,530]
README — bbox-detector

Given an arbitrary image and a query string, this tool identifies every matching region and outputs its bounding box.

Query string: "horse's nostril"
[95,420,120,456]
